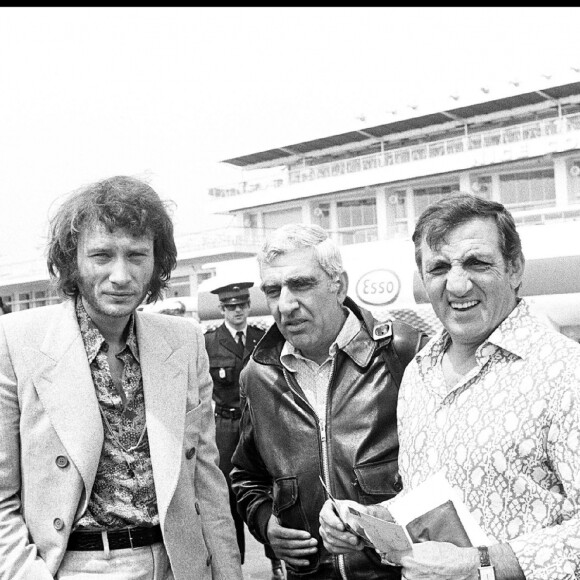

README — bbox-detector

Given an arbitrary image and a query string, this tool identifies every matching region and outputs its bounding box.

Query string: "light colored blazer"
[0,301,242,580]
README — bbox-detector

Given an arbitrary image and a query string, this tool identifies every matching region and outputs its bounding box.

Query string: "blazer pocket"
[184,401,202,459]
[353,456,401,504]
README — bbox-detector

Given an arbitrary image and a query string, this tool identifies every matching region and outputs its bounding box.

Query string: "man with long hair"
[0,176,242,579]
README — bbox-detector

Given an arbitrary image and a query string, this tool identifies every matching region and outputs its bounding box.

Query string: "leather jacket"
[231,298,428,579]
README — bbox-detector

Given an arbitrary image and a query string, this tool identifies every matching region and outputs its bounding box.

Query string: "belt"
[67,525,163,551]
[214,405,241,420]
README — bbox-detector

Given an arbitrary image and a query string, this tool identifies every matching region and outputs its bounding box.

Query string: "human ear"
[336,271,349,303]
[509,255,525,290]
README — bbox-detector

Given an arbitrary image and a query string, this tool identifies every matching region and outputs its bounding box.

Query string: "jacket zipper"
[282,358,349,580]
[320,358,349,580]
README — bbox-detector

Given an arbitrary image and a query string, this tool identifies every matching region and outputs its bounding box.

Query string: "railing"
[175,227,266,254]
[208,113,580,197]
[208,178,285,198]
[512,205,580,226]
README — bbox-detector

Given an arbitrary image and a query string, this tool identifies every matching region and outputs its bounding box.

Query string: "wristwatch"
[477,546,496,580]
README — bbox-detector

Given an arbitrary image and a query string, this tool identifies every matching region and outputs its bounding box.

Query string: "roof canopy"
[223,81,580,167]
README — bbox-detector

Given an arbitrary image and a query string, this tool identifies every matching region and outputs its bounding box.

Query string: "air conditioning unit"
[569,163,580,177]
[471,180,488,193]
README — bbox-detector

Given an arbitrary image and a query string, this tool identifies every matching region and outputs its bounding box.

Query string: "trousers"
[56,542,174,580]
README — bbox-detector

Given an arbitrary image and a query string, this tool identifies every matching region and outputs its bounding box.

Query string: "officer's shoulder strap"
[203,325,218,337]
[381,320,430,389]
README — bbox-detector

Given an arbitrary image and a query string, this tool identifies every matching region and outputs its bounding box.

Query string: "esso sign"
[356,269,400,306]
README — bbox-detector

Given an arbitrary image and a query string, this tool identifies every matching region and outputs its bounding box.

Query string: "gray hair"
[258,223,344,280]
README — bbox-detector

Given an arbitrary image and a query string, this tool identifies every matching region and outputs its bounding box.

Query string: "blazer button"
[185,447,196,460]
[53,518,65,531]
[195,501,201,515]
[56,455,69,468]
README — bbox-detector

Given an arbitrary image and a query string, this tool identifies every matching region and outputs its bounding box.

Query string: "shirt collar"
[75,297,139,363]
[417,298,531,367]
[224,321,247,340]
[281,308,360,370]
[483,299,533,360]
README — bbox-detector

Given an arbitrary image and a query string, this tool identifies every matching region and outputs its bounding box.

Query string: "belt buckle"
[127,527,135,550]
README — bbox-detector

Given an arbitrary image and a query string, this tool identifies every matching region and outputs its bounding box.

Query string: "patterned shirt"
[280,309,360,418]
[75,298,159,530]
[393,299,580,579]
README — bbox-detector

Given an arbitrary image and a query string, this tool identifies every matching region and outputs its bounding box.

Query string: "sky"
[1,6,580,261]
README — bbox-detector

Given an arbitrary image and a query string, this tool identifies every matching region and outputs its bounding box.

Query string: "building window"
[413,182,460,220]
[337,198,377,245]
[312,202,330,230]
[9,287,61,311]
[567,159,580,204]
[243,213,258,228]
[499,169,555,211]
[34,290,47,308]
[263,207,303,233]
[17,293,31,310]
[198,269,214,284]
[1,295,12,313]
[385,190,409,239]
[168,275,191,298]
[470,175,492,198]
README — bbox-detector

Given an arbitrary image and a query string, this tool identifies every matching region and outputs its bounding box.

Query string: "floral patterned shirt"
[394,299,580,579]
[75,298,159,530]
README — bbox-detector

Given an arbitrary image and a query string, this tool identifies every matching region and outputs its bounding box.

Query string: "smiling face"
[260,246,348,364]
[420,217,524,352]
[76,223,155,330]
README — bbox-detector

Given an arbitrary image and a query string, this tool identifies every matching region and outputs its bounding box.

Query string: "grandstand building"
[4,70,580,339]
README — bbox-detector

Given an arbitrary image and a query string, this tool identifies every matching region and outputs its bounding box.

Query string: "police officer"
[204,282,284,579]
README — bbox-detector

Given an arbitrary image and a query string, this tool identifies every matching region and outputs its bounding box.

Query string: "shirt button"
[195,502,201,515]
[393,473,403,492]
[185,447,196,460]
[56,455,69,468]
[53,518,65,531]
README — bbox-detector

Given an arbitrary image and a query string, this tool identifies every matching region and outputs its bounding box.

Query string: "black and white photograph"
[0,7,579,580]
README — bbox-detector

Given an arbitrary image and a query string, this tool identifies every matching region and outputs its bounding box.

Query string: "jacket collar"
[33,300,104,502]
[253,297,391,368]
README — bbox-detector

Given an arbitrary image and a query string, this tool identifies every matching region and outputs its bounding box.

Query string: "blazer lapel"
[136,313,188,520]
[31,302,103,495]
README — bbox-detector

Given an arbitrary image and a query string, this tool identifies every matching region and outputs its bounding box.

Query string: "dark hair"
[412,192,523,272]
[47,175,177,303]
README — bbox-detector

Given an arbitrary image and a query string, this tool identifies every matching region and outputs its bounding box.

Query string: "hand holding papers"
[387,469,493,548]
[346,505,413,554]
[319,470,492,565]
[319,475,412,557]
[318,475,375,548]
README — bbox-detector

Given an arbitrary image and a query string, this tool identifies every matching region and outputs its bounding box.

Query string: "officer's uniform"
[204,282,283,578]
[205,320,264,487]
